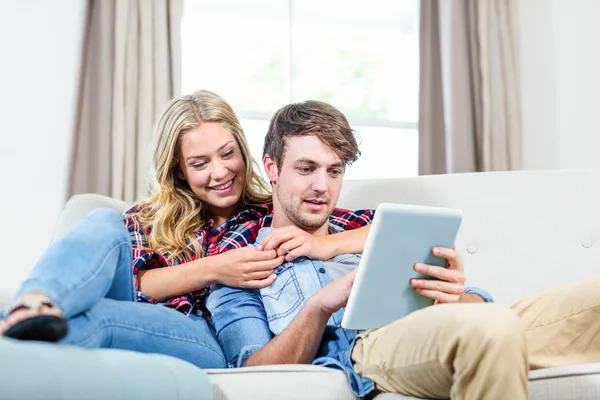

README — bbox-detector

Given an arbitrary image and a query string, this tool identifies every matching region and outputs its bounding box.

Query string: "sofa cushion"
[52,193,128,242]
[528,363,600,400]
[369,364,600,400]
[207,365,356,400]
[206,363,600,400]
[0,337,212,400]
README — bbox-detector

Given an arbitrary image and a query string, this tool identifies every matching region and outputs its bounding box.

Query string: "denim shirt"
[207,224,494,397]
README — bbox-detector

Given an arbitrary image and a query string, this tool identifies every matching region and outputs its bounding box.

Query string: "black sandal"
[3,294,68,342]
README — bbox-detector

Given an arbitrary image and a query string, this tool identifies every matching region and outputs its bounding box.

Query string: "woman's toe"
[40,306,62,318]
[6,308,37,326]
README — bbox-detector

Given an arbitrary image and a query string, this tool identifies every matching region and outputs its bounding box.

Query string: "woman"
[0,90,369,368]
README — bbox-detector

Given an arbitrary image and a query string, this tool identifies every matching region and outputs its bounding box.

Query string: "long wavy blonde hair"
[135,90,272,261]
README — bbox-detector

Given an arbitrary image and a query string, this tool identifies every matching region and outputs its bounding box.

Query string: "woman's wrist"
[192,255,222,287]
[322,234,340,260]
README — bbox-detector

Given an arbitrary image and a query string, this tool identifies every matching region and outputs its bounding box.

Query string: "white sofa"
[5,169,600,399]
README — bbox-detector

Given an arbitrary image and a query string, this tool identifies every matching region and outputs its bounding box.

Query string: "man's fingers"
[410,279,464,295]
[415,288,459,303]
[414,263,465,283]
[433,247,459,262]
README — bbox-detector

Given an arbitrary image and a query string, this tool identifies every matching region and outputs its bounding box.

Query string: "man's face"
[265,135,345,234]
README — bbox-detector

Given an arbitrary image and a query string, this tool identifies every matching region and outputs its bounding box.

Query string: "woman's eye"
[223,150,234,158]
[192,162,206,169]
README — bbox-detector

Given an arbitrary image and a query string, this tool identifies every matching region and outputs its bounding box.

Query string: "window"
[182,0,419,179]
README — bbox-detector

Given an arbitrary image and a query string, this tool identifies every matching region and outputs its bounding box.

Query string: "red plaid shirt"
[122,204,374,316]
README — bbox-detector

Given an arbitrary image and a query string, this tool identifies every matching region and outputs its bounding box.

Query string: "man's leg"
[351,303,528,400]
[510,276,600,369]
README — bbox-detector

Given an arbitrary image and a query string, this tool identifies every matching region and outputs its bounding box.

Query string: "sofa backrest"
[55,169,600,305]
[52,194,129,242]
[338,169,600,305]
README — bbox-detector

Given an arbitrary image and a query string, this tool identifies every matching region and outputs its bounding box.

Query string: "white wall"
[0,1,86,305]
[519,0,600,170]
[552,0,600,169]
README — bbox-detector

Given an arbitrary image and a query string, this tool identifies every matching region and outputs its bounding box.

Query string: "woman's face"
[178,122,246,221]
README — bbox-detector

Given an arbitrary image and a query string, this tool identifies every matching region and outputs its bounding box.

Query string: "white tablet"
[341,203,463,330]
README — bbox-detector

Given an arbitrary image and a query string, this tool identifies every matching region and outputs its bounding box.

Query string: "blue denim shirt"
[207,225,494,397]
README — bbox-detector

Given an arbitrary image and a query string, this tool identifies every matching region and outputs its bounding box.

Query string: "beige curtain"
[69,0,183,203]
[418,0,521,175]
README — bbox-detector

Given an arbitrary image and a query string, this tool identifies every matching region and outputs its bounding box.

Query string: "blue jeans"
[2,208,226,369]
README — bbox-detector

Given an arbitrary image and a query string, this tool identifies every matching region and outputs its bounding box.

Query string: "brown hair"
[263,100,360,169]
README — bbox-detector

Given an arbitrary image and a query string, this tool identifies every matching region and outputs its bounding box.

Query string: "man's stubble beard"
[277,185,330,231]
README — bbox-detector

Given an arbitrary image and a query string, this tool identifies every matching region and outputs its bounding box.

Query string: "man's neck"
[271,213,329,237]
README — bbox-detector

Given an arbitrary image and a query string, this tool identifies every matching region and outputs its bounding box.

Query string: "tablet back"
[341,203,463,330]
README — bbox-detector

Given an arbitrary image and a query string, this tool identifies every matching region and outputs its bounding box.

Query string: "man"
[207,101,600,399]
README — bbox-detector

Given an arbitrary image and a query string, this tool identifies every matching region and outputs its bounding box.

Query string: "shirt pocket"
[260,262,305,335]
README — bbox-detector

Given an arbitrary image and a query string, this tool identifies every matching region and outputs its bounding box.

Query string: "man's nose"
[311,170,328,193]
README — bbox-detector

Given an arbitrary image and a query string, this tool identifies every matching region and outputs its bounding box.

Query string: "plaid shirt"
[214,208,375,254]
[122,204,374,316]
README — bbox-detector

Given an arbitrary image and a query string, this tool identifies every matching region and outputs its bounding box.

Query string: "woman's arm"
[323,225,370,257]
[136,257,219,302]
[137,248,283,302]
[259,225,371,262]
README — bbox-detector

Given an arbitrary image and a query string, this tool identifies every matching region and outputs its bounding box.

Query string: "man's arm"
[208,281,334,366]
[207,284,274,366]
[245,297,330,365]
[245,269,357,366]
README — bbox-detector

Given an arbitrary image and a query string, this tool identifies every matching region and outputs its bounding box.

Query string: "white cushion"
[52,193,128,241]
[208,365,356,400]
[338,169,600,305]
[370,364,600,400]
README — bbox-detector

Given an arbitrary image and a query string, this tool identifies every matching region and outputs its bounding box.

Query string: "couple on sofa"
[2,90,599,399]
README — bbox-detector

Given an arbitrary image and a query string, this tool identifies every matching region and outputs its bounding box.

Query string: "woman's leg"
[1,208,135,339]
[12,207,135,316]
[64,298,226,368]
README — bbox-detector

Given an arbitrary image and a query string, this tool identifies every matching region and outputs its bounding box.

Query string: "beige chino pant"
[351,276,600,400]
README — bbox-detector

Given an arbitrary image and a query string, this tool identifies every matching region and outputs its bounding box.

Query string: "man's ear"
[263,154,278,183]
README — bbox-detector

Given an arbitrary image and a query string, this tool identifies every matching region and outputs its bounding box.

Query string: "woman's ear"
[263,154,278,183]
[176,167,186,181]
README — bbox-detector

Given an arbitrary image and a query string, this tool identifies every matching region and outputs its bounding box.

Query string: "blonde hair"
[135,90,271,261]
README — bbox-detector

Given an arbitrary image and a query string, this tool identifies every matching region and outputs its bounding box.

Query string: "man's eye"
[298,167,312,174]
[329,169,342,176]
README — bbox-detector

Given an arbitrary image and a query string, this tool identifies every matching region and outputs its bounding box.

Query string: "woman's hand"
[258,226,334,262]
[212,247,284,289]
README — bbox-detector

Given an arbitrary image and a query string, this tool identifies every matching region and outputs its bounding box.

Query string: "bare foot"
[0,293,63,336]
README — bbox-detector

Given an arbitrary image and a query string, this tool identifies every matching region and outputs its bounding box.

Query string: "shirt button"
[318,267,326,274]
